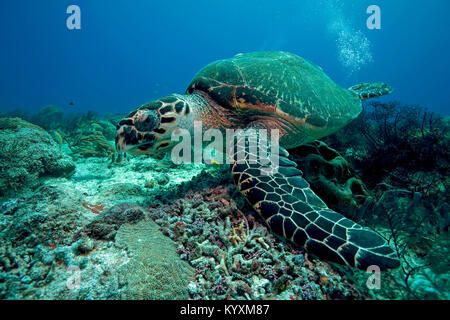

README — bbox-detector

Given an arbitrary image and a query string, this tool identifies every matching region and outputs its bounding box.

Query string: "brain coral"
[116,220,195,299]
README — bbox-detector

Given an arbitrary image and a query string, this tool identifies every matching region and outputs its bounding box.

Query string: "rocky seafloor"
[0,155,364,300]
[0,107,449,300]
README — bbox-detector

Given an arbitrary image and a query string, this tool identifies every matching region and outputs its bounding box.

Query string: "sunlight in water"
[324,1,374,75]
[336,28,373,74]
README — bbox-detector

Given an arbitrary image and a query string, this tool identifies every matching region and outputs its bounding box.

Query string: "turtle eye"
[134,109,159,132]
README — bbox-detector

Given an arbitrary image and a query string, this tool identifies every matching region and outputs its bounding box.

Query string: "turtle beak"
[115,109,159,154]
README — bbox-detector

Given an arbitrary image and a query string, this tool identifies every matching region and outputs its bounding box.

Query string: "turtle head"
[115,95,192,159]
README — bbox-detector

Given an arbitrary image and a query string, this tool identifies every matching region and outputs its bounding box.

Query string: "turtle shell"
[186,51,362,141]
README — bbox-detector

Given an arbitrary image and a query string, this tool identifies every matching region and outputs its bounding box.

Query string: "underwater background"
[0,0,449,300]
[1,0,449,115]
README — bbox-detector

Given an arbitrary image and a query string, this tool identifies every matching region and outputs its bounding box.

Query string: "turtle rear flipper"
[230,128,400,270]
[349,82,394,100]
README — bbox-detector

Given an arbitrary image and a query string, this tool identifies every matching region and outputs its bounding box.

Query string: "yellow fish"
[54,131,63,147]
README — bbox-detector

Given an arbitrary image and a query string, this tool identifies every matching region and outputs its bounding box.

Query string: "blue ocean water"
[0,0,449,116]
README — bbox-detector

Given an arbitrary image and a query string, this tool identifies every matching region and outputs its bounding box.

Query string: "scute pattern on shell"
[187,51,362,140]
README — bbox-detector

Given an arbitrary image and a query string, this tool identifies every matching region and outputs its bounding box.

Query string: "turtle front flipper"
[230,128,400,270]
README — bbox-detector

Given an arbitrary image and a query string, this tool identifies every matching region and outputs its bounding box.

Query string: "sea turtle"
[116,51,400,270]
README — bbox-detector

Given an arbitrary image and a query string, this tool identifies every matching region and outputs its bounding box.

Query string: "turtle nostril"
[134,109,159,132]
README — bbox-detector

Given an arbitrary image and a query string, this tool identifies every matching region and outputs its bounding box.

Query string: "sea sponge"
[289,140,372,221]
[115,220,195,299]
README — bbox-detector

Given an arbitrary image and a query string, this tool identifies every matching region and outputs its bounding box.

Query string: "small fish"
[54,131,63,147]
[91,123,102,128]
[68,101,74,106]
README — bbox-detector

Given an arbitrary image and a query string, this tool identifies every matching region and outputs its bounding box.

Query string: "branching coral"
[320,101,449,299]
[228,210,250,246]
[146,184,366,300]
[325,101,449,188]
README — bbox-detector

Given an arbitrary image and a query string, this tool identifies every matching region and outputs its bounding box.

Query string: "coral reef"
[30,105,63,131]
[0,142,210,299]
[0,184,88,247]
[0,184,104,299]
[323,101,450,299]
[0,102,448,300]
[115,219,195,299]
[0,118,75,198]
[325,101,449,188]
[146,184,367,300]
[67,131,115,158]
[0,117,44,131]
[90,120,117,141]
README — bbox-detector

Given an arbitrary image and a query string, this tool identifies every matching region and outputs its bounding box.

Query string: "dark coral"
[323,101,449,299]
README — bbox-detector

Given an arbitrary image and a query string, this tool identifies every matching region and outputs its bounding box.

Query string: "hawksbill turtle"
[116,51,400,270]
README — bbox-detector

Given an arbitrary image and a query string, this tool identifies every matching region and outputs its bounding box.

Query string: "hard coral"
[146,183,367,300]
[116,220,195,299]
[0,118,75,198]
